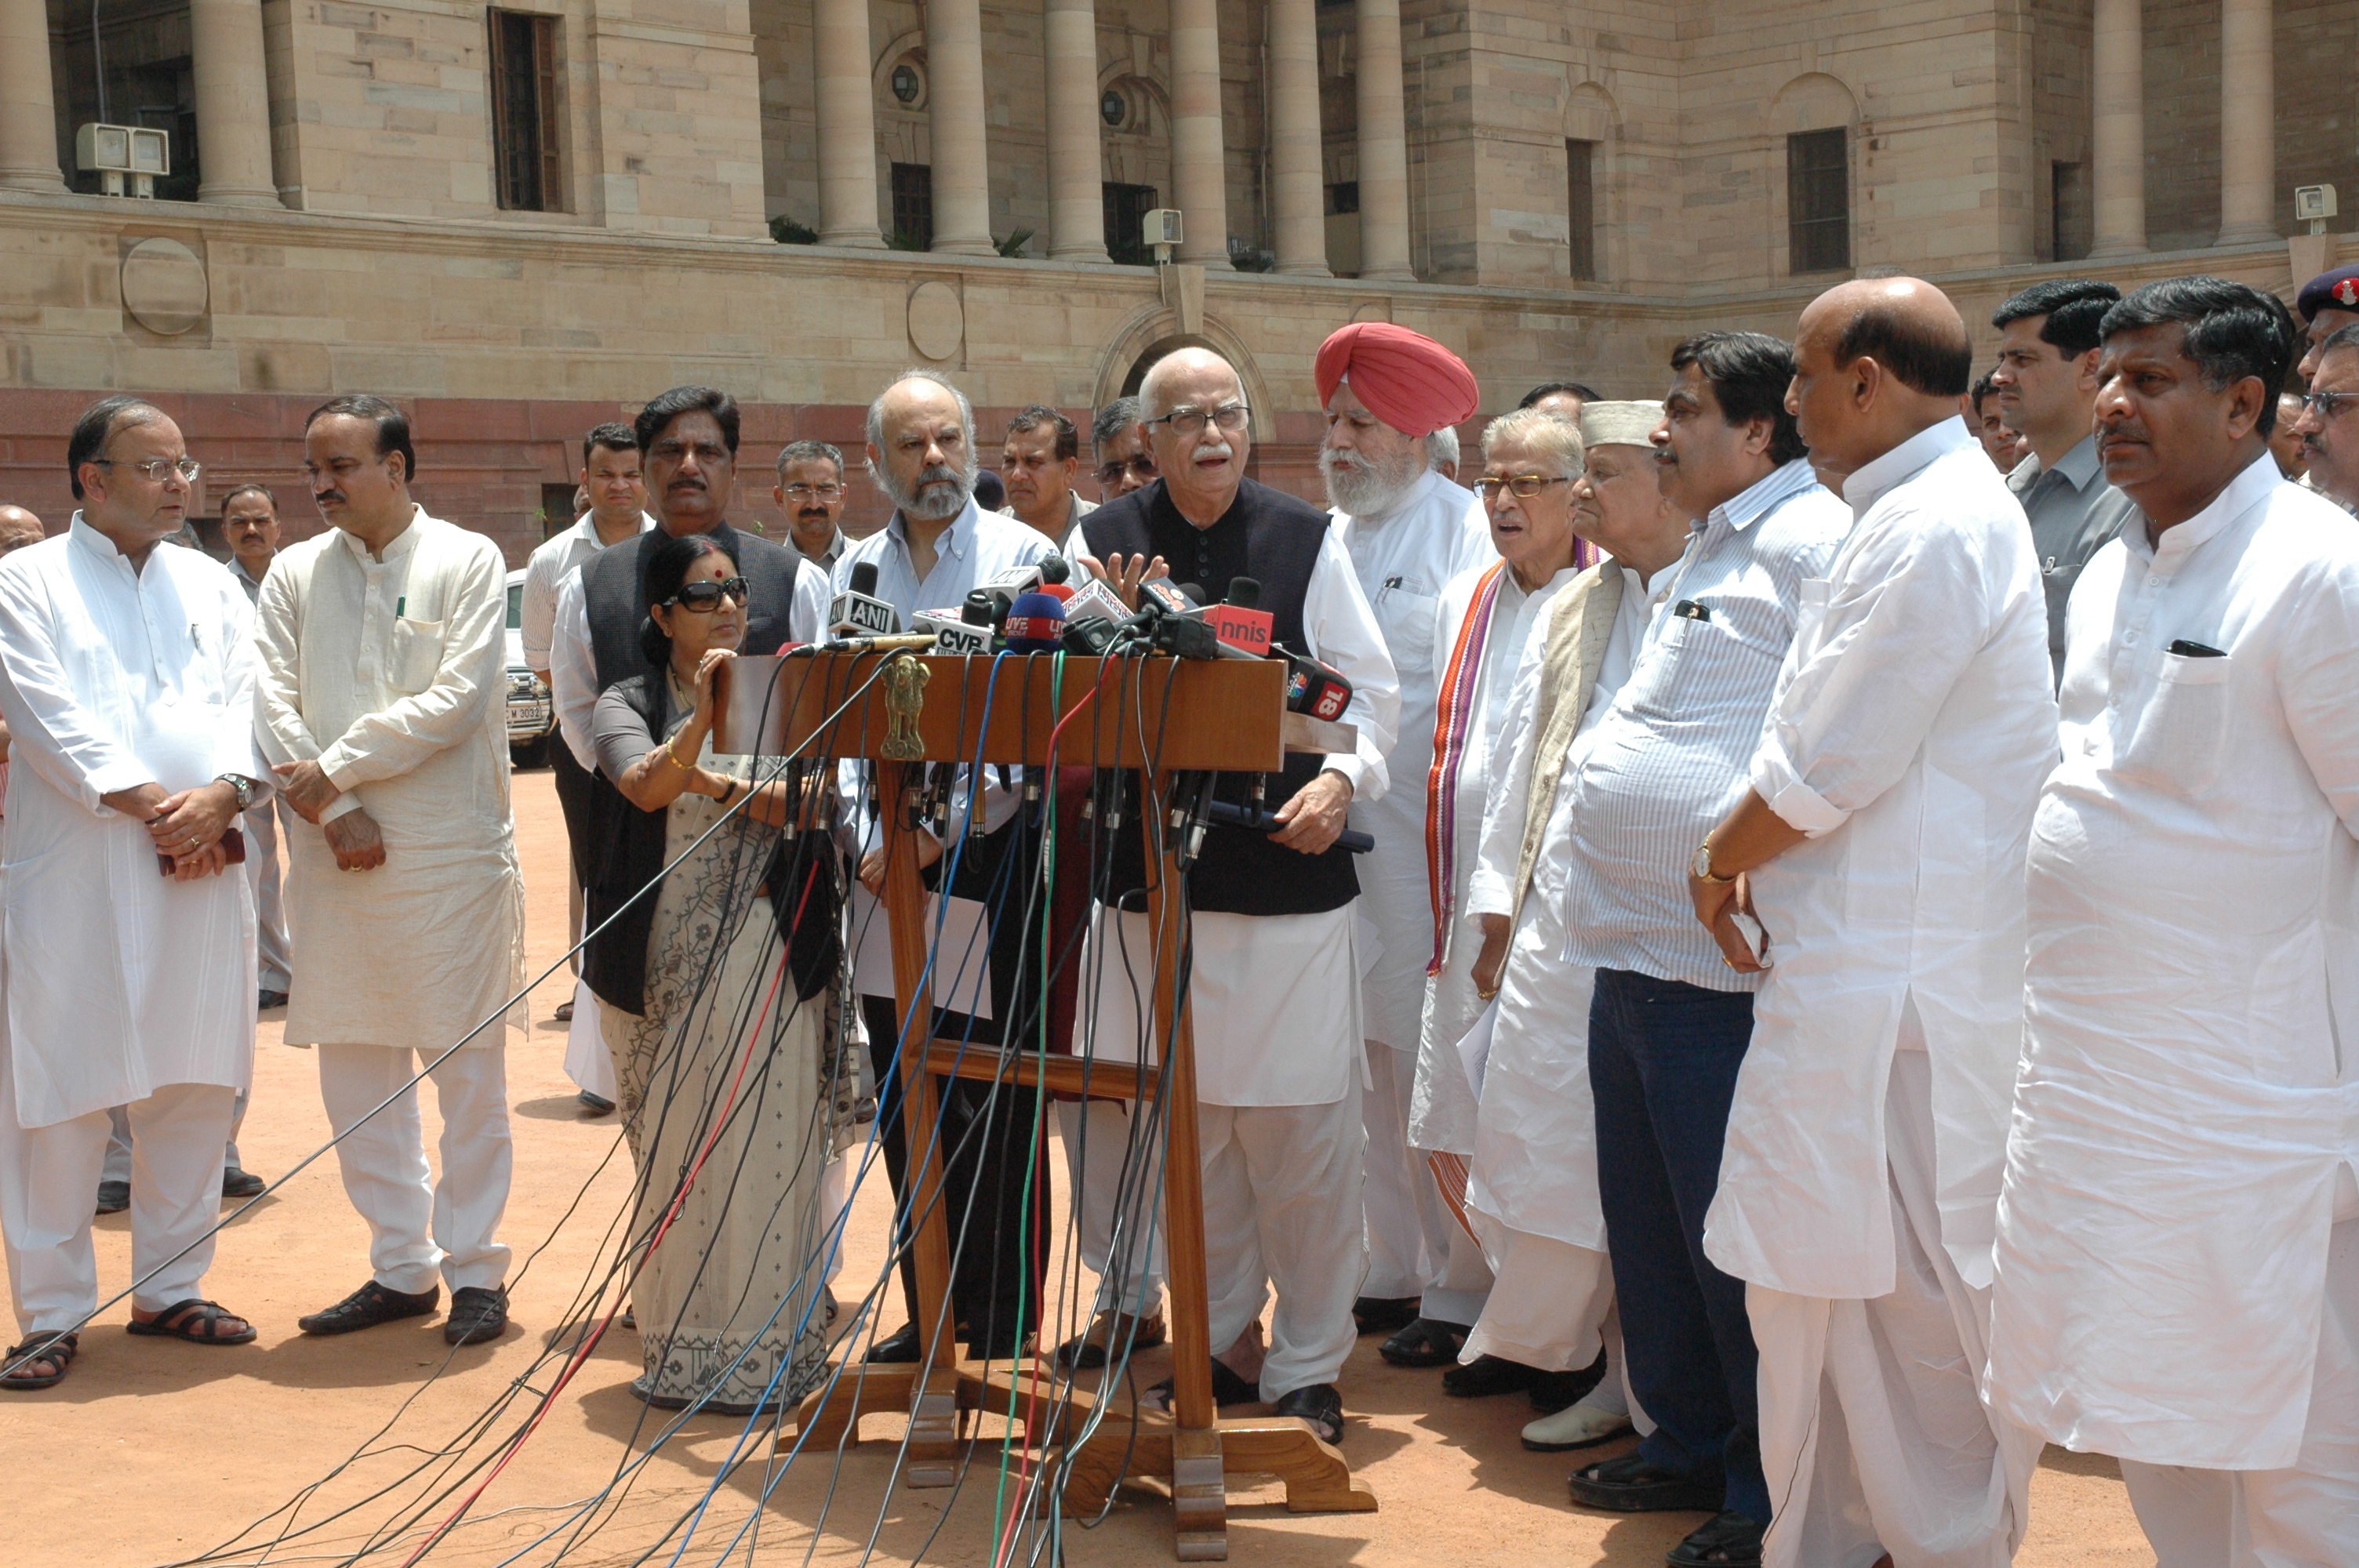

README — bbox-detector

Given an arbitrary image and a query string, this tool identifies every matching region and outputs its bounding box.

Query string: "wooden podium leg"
[885,757,961,1484]
[1147,771,1227,1557]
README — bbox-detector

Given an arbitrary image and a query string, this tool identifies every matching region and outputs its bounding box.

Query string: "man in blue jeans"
[1554,333,1848,1568]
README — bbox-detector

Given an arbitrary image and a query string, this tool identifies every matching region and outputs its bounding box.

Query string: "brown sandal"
[126,1298,256,1345]
[2,1330,80,1389]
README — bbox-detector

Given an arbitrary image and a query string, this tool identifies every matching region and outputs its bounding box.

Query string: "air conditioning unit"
[2295,183,2339,235]
[76,123,169,198]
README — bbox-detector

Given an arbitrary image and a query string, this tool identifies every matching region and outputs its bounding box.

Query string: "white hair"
[1137,347,1244,419]
[864,367,976,456]
[1424,426,1460,472]
[865,367,980,520]
[1479,406,1585,475]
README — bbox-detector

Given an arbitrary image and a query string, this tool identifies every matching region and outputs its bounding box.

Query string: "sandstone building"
[0,0,2350,556]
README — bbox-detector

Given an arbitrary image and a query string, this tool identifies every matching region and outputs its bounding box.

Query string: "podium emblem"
[881,653,930,760]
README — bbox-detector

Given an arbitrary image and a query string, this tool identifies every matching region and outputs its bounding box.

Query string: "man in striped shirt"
[1559,333,1848,1568]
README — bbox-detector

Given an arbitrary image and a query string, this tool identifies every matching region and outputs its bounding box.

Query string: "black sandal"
[1666,1509,1765,1567]
[2,1330,79,1390]
[126,1298,257,1345]
[1377,1316,1469,1369]
[1140,1356,1261,1411]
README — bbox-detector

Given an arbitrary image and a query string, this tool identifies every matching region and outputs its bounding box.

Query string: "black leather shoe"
[1271,1382,1345,1445]
[1529,1348,1609,1413]
[299,1279,440,1336]
[444,1286,509,1345]
[1379,1316,1470,1368]
[1350,1295,1419,1336]
[94,1180,129,1215]
[222,1168,267,1199]
[1667,1510,1765,1566]
[1567,1450,1725,1513]
[577,1091,616,1115]
[1442,1352,1547,1398]
[866,1321,923,1363]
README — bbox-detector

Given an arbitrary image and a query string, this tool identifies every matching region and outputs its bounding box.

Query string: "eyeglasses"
[2300,390,2359,421]
[781,482,843,500]
[1096,456,1158,485]
[1147,404,1250,437]
[94,457,199,484]
[1476,474,1574,501]
[667,576,750,612]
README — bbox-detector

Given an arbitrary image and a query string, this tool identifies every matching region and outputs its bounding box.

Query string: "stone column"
[2216,0,2276,245]
[815,0,883,245]
[1354,0,1414,282]
[1269,0,1327,275]
[2087,0,2144,256]
[1045,0,1107,260]
[189,0,280,205]
[928,0,994,254]
[0,0,66,193]
[1169,0,1230,267]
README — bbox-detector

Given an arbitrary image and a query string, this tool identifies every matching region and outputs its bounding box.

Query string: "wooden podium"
[714,650,1376,1559]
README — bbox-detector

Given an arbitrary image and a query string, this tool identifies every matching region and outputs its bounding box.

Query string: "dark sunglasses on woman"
[668,576,750,612]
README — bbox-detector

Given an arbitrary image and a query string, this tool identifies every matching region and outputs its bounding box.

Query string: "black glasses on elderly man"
[667,576,750,612]
[1476,474,1574,501]
[2301,390,2359,422]
[1147,404,1251,437]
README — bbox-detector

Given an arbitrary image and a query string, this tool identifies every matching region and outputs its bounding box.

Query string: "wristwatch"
[216,773,257,812]
[1692,837,1736,885]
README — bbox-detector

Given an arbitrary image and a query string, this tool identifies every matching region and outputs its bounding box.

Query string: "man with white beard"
[1413,404,1598,1406]
[1448,402,1692,1454]
[1311,323,1498,1367]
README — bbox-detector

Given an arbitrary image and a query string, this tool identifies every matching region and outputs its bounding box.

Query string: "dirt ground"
[1,768,2155,1567]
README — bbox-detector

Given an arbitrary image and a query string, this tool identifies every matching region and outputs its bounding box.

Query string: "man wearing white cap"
[1452,400,1695,1451]
[1310,322,1498,1362]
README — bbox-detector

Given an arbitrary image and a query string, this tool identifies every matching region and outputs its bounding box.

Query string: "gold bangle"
[666,732,696,771]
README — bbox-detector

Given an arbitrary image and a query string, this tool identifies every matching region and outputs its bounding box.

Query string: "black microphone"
[1227,576,1261,609]
[830,560,898,637]
[1201,799,1374,853]
[1039,554,1070,586]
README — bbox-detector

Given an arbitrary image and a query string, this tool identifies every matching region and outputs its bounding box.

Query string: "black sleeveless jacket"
[1081,477,1360,917]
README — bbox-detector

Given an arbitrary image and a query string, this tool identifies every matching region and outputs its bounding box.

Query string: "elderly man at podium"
[1079,347,1399,1446]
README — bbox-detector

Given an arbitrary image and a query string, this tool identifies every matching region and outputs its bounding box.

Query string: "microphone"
[1201,798,1374,854]
[1003,588,1069,652]
[1277,645,1354,721]
[830,560,898,637]
[914,607,994,655]
[1039,554,1070,586]
[1205,575,1275,658]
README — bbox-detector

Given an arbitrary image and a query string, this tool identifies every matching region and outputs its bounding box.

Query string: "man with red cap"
[1310,323,1506,1376]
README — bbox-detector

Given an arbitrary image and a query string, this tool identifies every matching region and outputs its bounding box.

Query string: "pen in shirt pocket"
[1673,599,1712,622]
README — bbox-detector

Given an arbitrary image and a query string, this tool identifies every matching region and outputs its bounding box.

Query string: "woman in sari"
[585,532,851,1413]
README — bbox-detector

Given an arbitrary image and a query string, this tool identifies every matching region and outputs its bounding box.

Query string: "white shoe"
[1521,1400,1633,1452]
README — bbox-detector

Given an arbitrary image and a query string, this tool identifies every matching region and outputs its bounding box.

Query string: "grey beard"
[889,463,974,523]
[1321,448,1422,518]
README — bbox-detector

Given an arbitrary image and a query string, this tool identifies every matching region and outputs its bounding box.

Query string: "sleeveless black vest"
[1081,477,1360,917]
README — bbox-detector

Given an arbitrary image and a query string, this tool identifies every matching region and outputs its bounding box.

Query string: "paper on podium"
[849,884,994,1020]
[1456,996,1498,1102]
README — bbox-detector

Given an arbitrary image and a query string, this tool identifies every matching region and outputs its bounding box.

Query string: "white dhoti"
[2114,1216,2359,1568]
[1748,1046,2037,1568]
[1056,1097,1167,1313]
[2,1017,233,1331]
[1083,902,1368,1399]
[562,978,617,1102]
[317,1043,514,1296]
[1361,1038,1442,1302]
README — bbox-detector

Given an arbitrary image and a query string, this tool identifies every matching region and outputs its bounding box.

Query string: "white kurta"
[0,521,264,1127]
[1408,561,1578,1156]
[1990,454,2359,1470]
[1462,565,1655,1248]
[1333,470,1496,1052]
[1707,417,2058,1300]
[255,507,526,1051]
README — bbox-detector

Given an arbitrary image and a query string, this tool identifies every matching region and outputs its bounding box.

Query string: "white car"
[504,568,554,768]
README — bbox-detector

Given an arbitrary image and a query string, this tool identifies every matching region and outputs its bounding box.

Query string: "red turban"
[1314,322,1481,438]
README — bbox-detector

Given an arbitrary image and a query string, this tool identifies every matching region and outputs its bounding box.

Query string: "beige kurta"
[254,506,525,1050]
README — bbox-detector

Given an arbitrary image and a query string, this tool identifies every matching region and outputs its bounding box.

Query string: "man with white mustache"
[1310,324,1504,1381]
